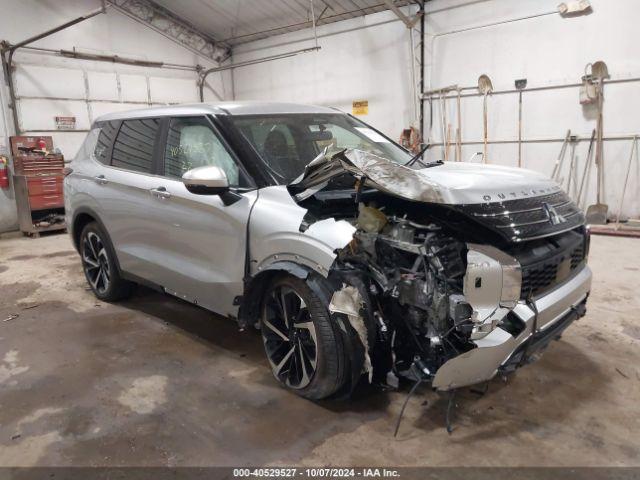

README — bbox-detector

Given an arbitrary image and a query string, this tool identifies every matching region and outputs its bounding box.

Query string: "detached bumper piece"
[432,265,592,391]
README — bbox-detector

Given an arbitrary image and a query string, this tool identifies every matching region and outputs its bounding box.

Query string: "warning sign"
[352,100,368,115]
[55,116,76,130]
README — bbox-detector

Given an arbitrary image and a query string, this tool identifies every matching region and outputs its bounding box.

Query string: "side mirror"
[182,166,229,195]
[181,165,243,206]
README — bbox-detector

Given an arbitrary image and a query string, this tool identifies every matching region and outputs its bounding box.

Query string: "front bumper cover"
[432,265,592,391]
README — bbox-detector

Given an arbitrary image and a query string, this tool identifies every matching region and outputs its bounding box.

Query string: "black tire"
[80,222,134,302]
[260,274,348,400]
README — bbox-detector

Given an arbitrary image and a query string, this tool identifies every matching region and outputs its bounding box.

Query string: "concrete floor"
[0,232,638,467]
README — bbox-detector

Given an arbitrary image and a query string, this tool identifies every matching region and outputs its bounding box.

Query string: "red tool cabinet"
[10,136,66,237]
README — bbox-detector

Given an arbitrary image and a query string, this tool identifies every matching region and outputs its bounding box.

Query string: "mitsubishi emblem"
[542,202,566,225]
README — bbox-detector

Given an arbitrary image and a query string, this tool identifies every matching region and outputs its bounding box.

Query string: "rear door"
[94,117,168,281]
[142,115,257,316]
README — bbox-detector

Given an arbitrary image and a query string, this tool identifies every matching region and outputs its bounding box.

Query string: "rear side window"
[75,127,101,162]
[111,118,160,173]
[93,121,119,164]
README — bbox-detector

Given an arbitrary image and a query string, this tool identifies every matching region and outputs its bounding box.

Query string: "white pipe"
[235,6,418,55]
[0,69,11,141]
[310,0,318,49]
[16,45,200,71]
[409,29,418,124]
[202,47,320,75]
[615,136,638,226]
[430,134,640,146]
[423,76,640,100]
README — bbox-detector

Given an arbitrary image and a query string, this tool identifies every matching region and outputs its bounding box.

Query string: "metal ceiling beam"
[107,0,230,63]
[383,0,421,28]
[199,46,322,102]
[220,0,413,45]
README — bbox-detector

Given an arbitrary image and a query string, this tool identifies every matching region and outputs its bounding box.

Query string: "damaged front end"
[287,148,591,393]
[326,205,524,391]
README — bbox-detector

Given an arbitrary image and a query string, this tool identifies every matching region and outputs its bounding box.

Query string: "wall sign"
[55,116,76,130]
[352,100,368,115]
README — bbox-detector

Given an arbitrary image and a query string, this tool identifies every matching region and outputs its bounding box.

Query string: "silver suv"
[65,102,592,399]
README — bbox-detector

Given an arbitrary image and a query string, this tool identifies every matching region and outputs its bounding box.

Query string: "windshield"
[229,113,412,184]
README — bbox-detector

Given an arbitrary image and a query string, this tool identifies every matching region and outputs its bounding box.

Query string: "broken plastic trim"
[328,284,373,382]
[464,244,522,340]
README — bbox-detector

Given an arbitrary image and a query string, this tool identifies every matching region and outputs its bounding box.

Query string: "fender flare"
[259,260,314,280]
[71,207,123,276]
[237,261,318,329]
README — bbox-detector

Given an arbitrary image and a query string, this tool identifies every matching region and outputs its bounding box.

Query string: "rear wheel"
[260,275,347,400]
[80,222,133,301]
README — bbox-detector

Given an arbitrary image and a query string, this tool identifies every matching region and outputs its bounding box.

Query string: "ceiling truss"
[107,0,230,63]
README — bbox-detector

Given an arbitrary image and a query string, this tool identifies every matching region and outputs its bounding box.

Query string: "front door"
[143,116,256,317]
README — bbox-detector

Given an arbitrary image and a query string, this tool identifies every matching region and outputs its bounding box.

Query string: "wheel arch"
[71,207,123,275]
[238,261,331,330]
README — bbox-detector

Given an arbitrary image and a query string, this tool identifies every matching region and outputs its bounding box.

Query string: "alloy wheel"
[261,285,318,389]
[82,231,111,295]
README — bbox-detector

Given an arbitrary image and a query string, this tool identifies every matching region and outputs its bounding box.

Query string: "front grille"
[507,229,587,299]
[522,263,561,298]
[455,191,585,242]
[570,244,584,270]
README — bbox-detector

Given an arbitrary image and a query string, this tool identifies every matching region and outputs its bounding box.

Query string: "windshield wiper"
[404,144,430,167]
[404,144,443,169]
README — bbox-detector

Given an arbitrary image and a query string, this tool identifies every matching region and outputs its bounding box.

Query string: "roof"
[94,101,341,123]
[152,0,417,47]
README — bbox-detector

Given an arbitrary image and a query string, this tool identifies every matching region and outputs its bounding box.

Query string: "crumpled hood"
[289,149,561,205]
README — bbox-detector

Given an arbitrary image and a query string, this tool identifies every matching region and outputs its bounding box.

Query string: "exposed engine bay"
[287,149,591,393]
[335,204,473,385]
[300,194,504,390]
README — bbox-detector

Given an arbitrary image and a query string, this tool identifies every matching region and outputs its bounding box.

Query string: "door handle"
[150,187,171,200]
[94,175,108,185]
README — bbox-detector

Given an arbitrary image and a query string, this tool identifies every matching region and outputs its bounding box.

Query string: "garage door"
[13,61,200,157]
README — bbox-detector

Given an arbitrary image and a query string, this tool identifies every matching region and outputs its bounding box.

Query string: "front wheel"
[260,275,348,400]
[80,222,133,302]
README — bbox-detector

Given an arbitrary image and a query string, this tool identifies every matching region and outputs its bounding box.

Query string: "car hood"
[289,149,561,205]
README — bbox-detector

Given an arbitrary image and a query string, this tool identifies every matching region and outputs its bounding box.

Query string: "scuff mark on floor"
[0,350,30,384]
[227,366,258,379]
[622,321,640,341]
[118,375,168,414]
[0,431,62,466]
[17,407,65,428]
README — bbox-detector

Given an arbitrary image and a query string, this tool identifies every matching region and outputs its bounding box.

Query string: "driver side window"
[164,116,244,186]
